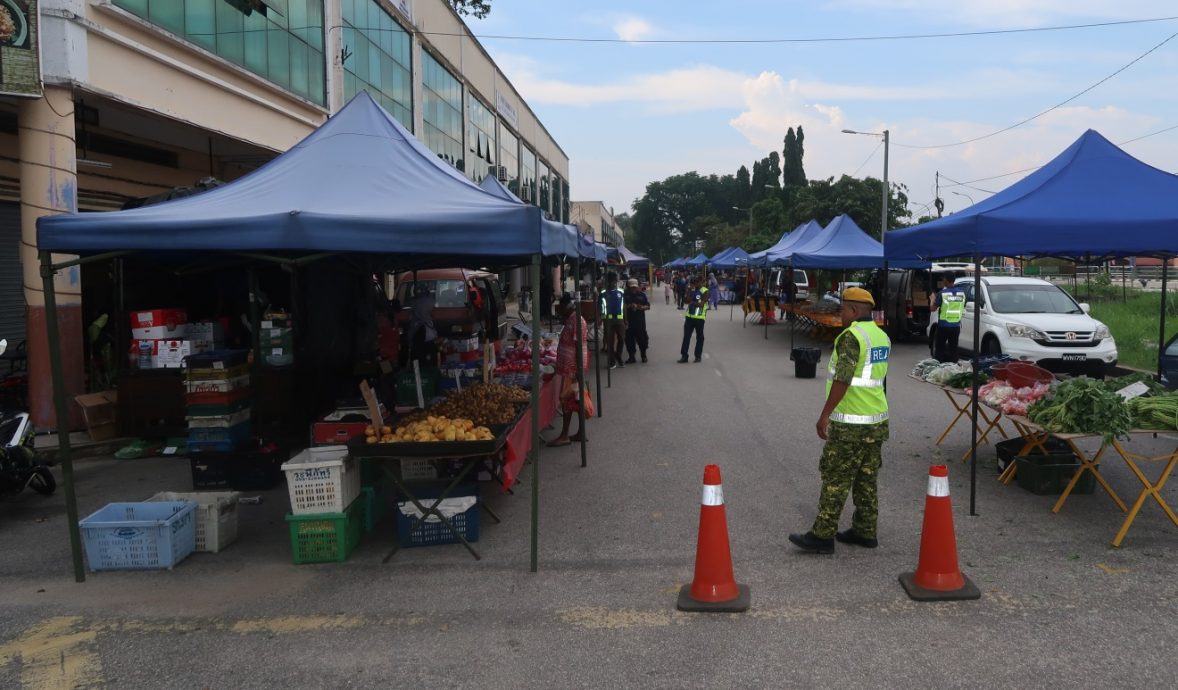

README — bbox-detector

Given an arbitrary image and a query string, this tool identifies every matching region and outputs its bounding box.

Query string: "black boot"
[835,529,879,549]
[788,531,834,554]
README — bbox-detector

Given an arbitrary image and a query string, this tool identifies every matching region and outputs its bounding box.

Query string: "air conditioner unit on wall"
[496,165,508,182]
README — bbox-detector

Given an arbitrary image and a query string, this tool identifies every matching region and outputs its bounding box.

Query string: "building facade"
[570,201,620,247]
[7,0,569,426]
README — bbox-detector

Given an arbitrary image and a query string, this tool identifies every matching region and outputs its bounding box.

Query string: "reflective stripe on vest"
[686,292,708,320]
[601,289,625,319]
[939,290,966,325]
[826,321,890,424]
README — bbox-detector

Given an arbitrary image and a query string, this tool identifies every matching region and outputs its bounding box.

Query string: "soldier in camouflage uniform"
[790,287,889,554]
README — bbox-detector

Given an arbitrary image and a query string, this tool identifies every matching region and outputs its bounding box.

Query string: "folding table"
[910,376,1010,460]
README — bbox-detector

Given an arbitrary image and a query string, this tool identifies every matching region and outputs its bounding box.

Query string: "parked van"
[882,262,981,341]
[768,268,811,300]
[395,269,508,342]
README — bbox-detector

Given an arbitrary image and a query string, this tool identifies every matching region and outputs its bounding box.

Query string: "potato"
[366,436,378,445]
[381,425,392,435]
[365,426,376,437]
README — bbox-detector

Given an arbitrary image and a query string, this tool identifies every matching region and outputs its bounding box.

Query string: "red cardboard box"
[130,309,187,340]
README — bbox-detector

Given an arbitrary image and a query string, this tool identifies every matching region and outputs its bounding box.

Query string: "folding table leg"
[1110,444,1178,547]
[382,459,483,563]
[935,390,970,446]
[1053,442,1126,514]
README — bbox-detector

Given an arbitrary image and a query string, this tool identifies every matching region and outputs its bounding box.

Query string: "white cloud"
[613,16,655,42]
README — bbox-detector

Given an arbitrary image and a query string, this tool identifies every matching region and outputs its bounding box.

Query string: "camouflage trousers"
[810,422,886,540]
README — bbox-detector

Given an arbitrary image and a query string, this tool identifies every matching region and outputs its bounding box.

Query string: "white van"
[927,276,1117,376]
[769,268,810,300]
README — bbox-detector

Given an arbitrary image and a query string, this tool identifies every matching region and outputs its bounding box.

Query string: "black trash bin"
[790,347,822,378]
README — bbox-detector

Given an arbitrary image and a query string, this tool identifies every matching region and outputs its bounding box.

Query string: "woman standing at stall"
[548,294,592,447]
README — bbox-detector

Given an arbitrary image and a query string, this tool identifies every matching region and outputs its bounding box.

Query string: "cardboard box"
[130,309,187,340]
[312,406,388,446]
[442,337,480,353]
[74,391,118,441]
[185,321,224,344]
[129,340,212,369]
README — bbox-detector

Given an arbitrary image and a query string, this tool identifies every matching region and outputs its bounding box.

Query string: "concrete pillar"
[323,0,345,113]
[20,85,84,429]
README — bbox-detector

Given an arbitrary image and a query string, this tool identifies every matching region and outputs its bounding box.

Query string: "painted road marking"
[0,614,429,689]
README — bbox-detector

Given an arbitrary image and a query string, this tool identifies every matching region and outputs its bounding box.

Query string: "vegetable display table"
[908,375,1010,461]
[997,416,1178,547]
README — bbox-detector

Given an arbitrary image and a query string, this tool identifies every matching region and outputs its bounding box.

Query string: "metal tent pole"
[529,254,542,573]
[743,268,751,329]
[594,262,602,417]
[969,254,982,516]
[41,252,85,583]
[763,270,769,340]
[1160,260,1170,380]
[575,254,587,467]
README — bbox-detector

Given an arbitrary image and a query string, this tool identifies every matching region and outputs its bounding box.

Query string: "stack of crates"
[281,446,364,563]
[185,350,252,454]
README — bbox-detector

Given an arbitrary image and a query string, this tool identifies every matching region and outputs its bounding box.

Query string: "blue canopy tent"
[710,247,737,264]
[35,92,569,580]
[790,214,928,269]
[749,228,793,265]
[758,219,826,267]
[886,129,1178,518]
[477,176,598,262]
[685,253,710,267]
[666,257,687,268]
[711,247,750,271]
[617,245,651,269]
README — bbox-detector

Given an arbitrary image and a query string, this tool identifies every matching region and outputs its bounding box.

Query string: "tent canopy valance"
[755,220,825,267]
[685,253,709,266]
[710,247,750,270]
[38,92,565,262]
[886,130,1178,262]
[617,245,650,268]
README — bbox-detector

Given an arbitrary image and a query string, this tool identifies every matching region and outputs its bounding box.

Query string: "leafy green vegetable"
[1102,373,1164,396]
[945,371,989,389]
[1127,393,1178,431]
[1027,377,1132,441]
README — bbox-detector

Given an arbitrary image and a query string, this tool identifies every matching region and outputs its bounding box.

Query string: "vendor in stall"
[548,294,592,447]
[404,283,439,368]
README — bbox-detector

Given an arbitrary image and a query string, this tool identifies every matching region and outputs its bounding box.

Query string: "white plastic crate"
[281,446,361,515]
[148,491,240,553]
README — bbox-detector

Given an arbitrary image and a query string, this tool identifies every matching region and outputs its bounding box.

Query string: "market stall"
[37,92,577,580]
[887,129,1178,520]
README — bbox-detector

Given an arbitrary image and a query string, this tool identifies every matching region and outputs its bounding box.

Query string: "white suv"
[927,277,1117,376]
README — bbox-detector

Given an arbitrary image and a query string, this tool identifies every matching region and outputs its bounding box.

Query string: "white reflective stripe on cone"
[701,484,725,506]
[927,475,950,498]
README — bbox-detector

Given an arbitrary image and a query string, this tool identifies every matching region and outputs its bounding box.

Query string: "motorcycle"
[0,339,55,498]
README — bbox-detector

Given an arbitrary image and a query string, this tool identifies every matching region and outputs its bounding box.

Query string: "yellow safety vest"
[826,321,890,424]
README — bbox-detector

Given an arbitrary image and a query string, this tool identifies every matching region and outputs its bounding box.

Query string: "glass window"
[520,146,536,205]
[342,0,412,130]
[537,160,550,215]
[422,51,464,172]
[499,126,519,196]
[552,174,563,223]
[561,178,570,223]
[986,284,1082,315]
[114,0,326,105]
[397,280,468,309]
[467,96,496,181]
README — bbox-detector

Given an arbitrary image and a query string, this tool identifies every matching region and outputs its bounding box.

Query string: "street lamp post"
[842,128,891,325]
[732,205,752,241]
[951,190,975,207]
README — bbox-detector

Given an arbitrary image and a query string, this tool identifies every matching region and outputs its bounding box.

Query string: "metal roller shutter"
[0,202,26,347]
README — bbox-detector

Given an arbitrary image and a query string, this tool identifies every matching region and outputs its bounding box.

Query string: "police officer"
[933,274,966,362]
[789,287,889,554]
[600,272,627,369]
[623,278,650,363]
[678,277,708,363]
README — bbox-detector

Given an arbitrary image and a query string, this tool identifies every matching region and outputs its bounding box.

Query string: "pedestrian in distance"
[789,287,890,554]
[624,278,651,363]
[708,272,719,310]
[933,274,966,363]
[547,294,592,447]
[664,280,672,305]
[674,273,687,310]
[678,277,708,363]
[601,272,627,369]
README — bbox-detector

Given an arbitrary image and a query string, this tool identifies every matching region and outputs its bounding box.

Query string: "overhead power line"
[892,29,1178,150]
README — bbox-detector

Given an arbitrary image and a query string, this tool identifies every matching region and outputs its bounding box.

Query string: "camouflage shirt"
[829,318,889,442]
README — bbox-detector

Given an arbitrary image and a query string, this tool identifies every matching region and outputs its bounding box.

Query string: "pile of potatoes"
[367,415,494,444]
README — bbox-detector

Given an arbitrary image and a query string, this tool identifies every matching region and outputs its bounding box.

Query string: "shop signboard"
[0,0,40,98]
[496,91,519,130]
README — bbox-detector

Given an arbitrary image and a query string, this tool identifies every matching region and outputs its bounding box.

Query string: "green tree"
[614,212,633,245]
[790,175,910,240]
[630,172,725,260]
[449,1,492,18]
[783,126,807,188]
[735,165,751,208]
[766,152,782,190]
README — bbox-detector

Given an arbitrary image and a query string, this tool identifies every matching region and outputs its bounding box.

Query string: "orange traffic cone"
[677,464,751,613]
[899,465,981,601]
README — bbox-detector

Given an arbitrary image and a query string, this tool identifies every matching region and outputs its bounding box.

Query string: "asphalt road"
[2,295,1177,689]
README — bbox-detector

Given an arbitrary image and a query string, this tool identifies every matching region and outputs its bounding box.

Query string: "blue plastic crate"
[395,484,480,547]
[188,422,251,446]
[79,501,197,571]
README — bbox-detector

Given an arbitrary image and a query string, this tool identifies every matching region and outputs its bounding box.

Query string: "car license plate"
[1061,354,1088,362]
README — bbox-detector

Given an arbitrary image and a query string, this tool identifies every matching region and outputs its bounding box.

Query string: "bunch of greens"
[1102,373,1165,396]
[1127,393,1178,431]
[945,371,989,389]
[1027,377,1132,441]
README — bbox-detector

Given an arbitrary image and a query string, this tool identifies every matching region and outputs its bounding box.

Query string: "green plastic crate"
[361,483,390,533]
[1015,455,1095,496]
[285,497,364,564]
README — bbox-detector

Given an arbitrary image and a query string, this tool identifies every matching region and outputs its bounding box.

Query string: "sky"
[461,0,1178,221]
